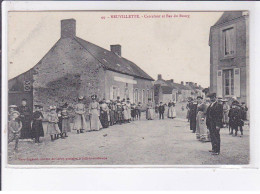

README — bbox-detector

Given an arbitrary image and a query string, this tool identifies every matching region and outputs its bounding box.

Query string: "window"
[134,88,139,104]
[124,83,129,99]
[147,89,149,101]
[151,90,154,102]
[111,86,119,100]
[223,28,235,56]
[223,69,234,96]
[142,89,145,104]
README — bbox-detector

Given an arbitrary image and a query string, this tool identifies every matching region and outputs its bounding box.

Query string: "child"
[46,106,61,141]
[8,111,22,151]
[8,105,18,120]
[31,105,44,143]
[61,103,71,138]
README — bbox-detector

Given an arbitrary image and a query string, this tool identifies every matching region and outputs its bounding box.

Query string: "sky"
[8,11,223,87]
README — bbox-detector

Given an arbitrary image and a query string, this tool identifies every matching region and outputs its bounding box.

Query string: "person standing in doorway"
[18,98,32,139]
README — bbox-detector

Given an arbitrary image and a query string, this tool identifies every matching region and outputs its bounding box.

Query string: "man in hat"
[32,105,44,143]
[189,98,197,133]
[18,98,32,139]
[206,93,223,155]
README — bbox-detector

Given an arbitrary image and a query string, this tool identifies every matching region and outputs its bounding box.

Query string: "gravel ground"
[8,102,249,165]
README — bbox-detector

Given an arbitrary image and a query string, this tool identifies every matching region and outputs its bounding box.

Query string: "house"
[154,74,192,104]
[8,19,154,111]
[209,11,249,106]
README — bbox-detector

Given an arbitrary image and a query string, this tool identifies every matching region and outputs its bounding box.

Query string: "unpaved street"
[8,103,249,165]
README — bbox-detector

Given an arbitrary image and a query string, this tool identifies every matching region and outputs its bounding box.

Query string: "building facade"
[209,11,249,106]
[8,19,154,111]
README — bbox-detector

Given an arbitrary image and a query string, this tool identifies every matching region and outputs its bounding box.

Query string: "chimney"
[186,82,189,85]
[61,19,76,38]
[110,45,121,56]
[181,81,184,85]
[195,83,198,87]
[158,74,162,80]
[169,79,174,83]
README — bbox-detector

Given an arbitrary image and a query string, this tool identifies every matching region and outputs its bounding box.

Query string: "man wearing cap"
[18,98,32,139]
[206,93,223,155]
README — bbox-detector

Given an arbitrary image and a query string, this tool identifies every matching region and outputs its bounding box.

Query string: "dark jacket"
[158,105,165,113]
[206,101,223,128]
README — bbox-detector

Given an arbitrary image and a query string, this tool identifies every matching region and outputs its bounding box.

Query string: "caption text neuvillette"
[101,13,190,20]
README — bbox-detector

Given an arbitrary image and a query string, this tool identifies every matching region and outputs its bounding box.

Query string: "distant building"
[209,11,249,105]
[8,19,154,111]
[154,74,192,104]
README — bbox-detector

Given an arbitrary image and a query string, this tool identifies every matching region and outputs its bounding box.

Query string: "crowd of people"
[186,93,248,155]
[8,95,162,151]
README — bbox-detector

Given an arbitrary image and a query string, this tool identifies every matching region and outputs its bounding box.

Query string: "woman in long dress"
[89,95,102,131]
[126,98,132,122]
[146,98,154,120]
[168,101,174,119]
[73,96,88,134]
[195,96,210,142]
[100,100,109,128]
[61,102,71,137]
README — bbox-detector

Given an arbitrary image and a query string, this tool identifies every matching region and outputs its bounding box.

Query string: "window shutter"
[217,70,223,97]
[234,68,241,97]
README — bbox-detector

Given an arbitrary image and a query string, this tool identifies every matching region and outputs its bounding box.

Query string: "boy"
[8,111,22,151]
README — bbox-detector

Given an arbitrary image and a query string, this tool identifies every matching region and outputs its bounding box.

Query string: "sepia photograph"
[6,10,249,166]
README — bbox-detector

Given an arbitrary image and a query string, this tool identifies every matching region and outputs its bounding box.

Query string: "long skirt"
[146,108,154,120]
[47,123,61,135]
[110,110,115,125]
[196,111,210,142]
[100,111,109,128]
[90,109,102,131]
[123,109,129,120]
[223,111,229,124]
[73,114,88,131]
[20,117,32,139]
[127,109,131,120]
[168,106,175,118]
[62,118,71,133]
[32,120,44,138]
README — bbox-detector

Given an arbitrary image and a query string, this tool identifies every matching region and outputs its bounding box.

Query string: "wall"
[210,15,249,104]
[32,37,105,110]
[104,70,135,102]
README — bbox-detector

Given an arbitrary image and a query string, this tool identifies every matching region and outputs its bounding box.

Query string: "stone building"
[8,19,154,111]
[209,11,249,106]
[154,74,192,104]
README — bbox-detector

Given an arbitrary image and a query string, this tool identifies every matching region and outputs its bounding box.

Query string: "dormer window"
[116,64,121,67]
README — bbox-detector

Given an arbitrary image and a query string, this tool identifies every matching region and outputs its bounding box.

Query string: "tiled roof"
[161,86,173,94]
[213,11,243,26]
[74,37,154,81]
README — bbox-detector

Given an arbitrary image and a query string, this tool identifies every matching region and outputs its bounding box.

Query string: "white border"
[2,1,260,190]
